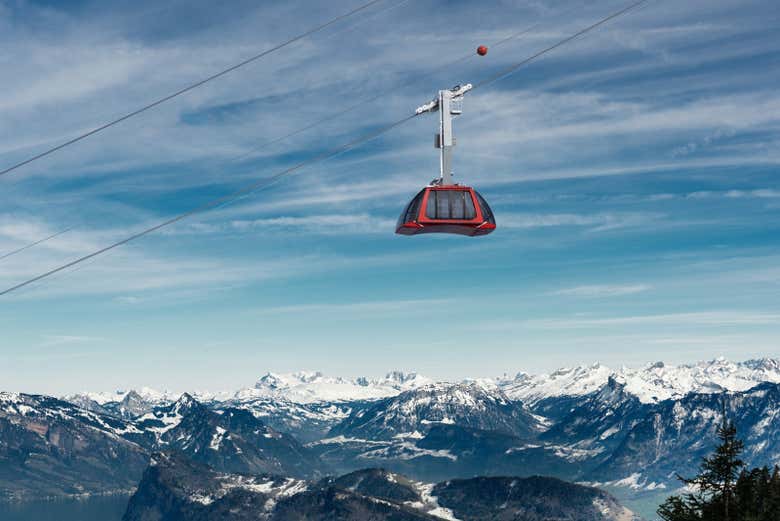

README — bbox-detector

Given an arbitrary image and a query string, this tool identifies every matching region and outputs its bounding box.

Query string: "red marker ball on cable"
[477,45,488,56]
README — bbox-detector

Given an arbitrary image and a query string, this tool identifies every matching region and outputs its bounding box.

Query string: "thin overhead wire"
[0,0,386,180]
[172,4,576,216]
[162,2,592,213]
[473,0,648,90]
[0,115,415,297]
[230,1,586,165]
[0,0,650,298]
[0,227,72,262]
[0,0,413,261]
[0,0,584,263]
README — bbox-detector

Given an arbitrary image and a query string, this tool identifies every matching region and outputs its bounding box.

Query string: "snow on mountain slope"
[500,363,614,405]
[329,381,542,440]
[66,387,178,406]
[125,452,640,521]
[585,381,780,486]
[0,392,151,500]
[234,371,431,403]
[617,358,780,403]
[501,358,780,404]
[62,358,780,410]
[226,398,352,443]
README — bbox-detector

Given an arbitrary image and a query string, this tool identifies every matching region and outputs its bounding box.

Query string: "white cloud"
[497,212,662,232]
[550,284,652,297]
[253,298,454,316]
[523,311,780,330]
[0,0,777,310]
[0,220,494,300]
[687,189,780,200]
[39,334,105,347]
[229,214,395,234]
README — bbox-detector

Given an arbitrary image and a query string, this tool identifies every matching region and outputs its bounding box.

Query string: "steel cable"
[0,0,650,297]
[0,227,73,262]
[0,0,387,179]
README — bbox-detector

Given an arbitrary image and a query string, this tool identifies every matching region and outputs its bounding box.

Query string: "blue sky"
[1,0,779,394]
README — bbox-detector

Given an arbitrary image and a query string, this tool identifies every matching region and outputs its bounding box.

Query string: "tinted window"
[474,191,495,224]
[425,190,476,220]
[398,190,425,226]
[425,191,438,219]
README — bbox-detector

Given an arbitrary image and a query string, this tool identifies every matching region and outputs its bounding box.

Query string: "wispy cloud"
[686,189,780,200]
[253,298,454,316]
[469,311,780,335]
[550,284,652,297]
[523,311,780,330]
[230,214,395,234]
[39,334,106,347]
[498,212,663,232]
[1,0,780,393]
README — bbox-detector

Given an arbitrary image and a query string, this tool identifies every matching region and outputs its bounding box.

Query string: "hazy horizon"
[8,354,777,396]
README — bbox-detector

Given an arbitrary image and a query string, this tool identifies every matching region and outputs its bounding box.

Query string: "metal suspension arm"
[415,83,472,185]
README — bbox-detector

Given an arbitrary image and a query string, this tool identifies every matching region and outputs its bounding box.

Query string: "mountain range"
[67,357,780,409]
[3,357,780,519]
[0,392,322,501]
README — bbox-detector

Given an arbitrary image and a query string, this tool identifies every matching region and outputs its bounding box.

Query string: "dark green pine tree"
[735,467,774,521]
[754,466,771,521]
[658,406,745,521]
[689,418,745,520]
[658,494,703,521]
[734,469,755,521]
[766,466,780,521]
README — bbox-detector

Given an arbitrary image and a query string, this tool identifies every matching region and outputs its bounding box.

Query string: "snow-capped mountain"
[63,358,780,410]
[0,392,150,500]
[329,381,543,441]
[137,394,324,478]
[500,357,780,405]
[223,397,353,443]
[235,370,431,403]
[586,381,780,487]
[65,386,179,406]
[0,391,323,500]
[500,363,615,405]
[12,356,779,508]
[616,358,780,402]
[539,376,648,451]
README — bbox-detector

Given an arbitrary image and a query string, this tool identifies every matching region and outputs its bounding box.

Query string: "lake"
[0,495,129,521]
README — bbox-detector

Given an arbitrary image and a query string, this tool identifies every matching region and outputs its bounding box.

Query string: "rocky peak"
[329,381,541,440]
[171,393,204,417]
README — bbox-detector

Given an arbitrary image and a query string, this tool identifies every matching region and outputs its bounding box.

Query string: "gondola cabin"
[396,185,496,236]
[398,83,497,237]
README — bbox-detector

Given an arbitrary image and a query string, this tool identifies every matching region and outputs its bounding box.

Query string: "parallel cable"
[230,1,583,165]
[0,0,580,262]
[161,1,591,213]
[0,0,412,261]
[0,227,72,262]
[473,0,648,90]
[0,0,649,297]
[0,116,414,297]
[180,5,568,213]
[0,0,386,179]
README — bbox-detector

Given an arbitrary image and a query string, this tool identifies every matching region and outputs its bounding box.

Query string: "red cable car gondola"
[396,185,496,236]
[396,83,496,237]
